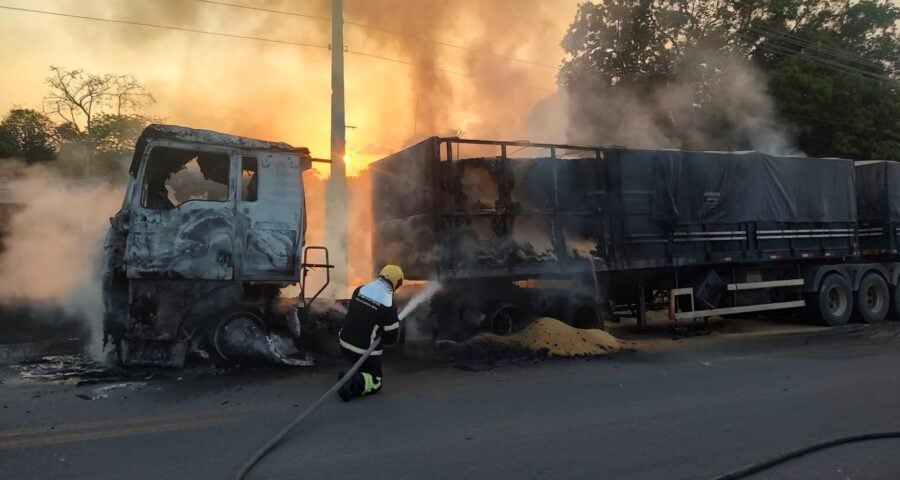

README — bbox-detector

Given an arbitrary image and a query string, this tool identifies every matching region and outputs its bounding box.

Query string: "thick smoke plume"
[89,0,569,298]
[81,0,566,163]
[550,51,798,155]
[0,0,800,325]
[0,166,123,358]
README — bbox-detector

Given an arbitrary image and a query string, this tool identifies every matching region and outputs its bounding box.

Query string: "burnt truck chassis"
[372,137,900,340]
[102,125,334,367]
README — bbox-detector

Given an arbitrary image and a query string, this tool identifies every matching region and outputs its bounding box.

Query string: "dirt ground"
[607,309,828,352]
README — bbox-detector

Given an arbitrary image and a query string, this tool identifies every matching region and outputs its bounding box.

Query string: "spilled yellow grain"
[475,317,621,356]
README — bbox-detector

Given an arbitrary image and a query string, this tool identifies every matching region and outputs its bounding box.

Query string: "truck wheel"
[487,304,527,335]
[213,311,268,361]
[567,302,604,330]
[810,274,853,326]
[854,272,889,324]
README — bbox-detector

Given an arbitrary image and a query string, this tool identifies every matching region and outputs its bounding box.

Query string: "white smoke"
[525,53,799,156]
[0,171,123,359]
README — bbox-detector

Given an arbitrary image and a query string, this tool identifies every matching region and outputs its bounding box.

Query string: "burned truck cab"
[103,124,316,366]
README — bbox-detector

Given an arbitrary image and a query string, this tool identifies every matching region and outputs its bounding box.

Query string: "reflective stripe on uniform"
[339,338,383,356]
[383,321,400,331]
[361,372,382,394]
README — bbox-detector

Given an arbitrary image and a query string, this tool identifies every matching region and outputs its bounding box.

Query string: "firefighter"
[337,264,404,401]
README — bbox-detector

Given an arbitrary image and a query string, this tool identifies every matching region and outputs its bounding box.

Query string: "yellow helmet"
[379,264,404,290]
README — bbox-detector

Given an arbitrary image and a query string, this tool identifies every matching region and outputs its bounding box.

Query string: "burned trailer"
[103,125,331,367]
[371,137,891,340]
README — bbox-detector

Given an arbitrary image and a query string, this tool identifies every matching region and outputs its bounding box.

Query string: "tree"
[557,1,766,150]
[44,66,154,136]
[558,0,739,90]
[90,114,148,177]
[43,66,155,176]
[91,114,147,155]
[0,109,57,162]
[558,0,900,159]
[749,1,900,159]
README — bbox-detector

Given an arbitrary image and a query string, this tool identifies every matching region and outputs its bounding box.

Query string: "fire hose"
[233,339,900,480]
[234,282,440,479]
[232,339,380,480]
[707,431,900,480]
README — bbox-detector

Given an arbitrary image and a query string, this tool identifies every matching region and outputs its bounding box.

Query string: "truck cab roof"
[129,124,309,177]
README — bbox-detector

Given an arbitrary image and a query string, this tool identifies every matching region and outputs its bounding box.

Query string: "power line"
[742,27,897,84]
[189,0,559,71]
[0,4,555,93]
[753,31,893,77]
[742,34,897,84]
[349,49,554,92]
[750,26,894,74]
[194,0,330,21]
[0,4,331,49]
[343,19,559,70]
[349,49,475,77]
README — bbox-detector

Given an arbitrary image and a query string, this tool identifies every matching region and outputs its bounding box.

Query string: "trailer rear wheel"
[854,272,889,324]
[809,274,853,326]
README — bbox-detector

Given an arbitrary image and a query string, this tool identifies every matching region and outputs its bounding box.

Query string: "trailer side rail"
[668,279,806,321]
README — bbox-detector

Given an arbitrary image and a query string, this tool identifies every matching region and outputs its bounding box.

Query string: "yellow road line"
[0,403,275,439]
[0,416,242,450]
[0,411,216,439]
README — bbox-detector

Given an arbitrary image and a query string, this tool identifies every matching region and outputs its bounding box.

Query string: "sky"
[0,0,580,175]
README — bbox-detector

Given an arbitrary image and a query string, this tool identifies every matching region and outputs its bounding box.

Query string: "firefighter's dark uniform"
[338,277,400,399]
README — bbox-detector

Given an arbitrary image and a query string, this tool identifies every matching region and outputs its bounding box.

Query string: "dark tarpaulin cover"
[890,162,900,221]
[620,149,857,225]
[855,161,900,222]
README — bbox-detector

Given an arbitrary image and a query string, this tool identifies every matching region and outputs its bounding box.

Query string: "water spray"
[234,281,443,480]
[399,281,442,320]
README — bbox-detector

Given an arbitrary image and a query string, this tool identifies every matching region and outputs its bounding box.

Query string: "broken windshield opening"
[141,146,231,209]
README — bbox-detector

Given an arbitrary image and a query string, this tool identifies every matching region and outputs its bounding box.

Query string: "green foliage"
[91,114,147,155]
[0,67,153,178]
[768,55,900,159]
[758,1,900,159]
[560,0,900,159]
[0,109,57,162]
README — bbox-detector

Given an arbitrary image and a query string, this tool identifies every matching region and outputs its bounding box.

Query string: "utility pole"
[325,0,348,297]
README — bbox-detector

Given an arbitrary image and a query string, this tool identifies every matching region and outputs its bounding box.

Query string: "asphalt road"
[2,323,900,480]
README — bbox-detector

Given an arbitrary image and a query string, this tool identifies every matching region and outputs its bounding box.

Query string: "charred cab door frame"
[125,139,239,280]
[234,151,304,282]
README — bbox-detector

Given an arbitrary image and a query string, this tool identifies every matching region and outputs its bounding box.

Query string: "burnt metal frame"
[297,155,335,308]
[387,138,862,312]
[434,137,606,281]
[298,245,334,313]
[428,138,860,312]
